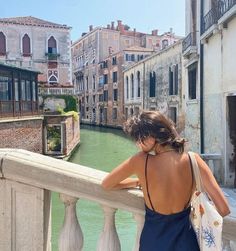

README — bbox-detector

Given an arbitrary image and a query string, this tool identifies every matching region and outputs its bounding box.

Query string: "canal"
[52,125,139,251]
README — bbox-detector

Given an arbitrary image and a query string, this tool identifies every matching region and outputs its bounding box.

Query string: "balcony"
[0,149,236,251]
[182,32,197,58]
[0,100,39,118]
[45,52,60,61]
[201,0,236,39]
[38,86,75,96]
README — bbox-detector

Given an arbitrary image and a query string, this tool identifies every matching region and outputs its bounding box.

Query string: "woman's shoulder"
[130,151,147,166]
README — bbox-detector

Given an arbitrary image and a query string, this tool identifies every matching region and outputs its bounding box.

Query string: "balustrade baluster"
[132,212,145,251]
[97,205,121,251]
[59,194,83,251]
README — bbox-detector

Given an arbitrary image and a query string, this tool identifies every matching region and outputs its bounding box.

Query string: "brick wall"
[0,118,43,153]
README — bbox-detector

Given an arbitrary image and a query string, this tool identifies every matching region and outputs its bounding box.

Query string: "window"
[113,89,118,101]
[32,81,36,101]
[48,36,57,54]
[174,64,179,95]
[49,75,57,84]
[169,107,177,124]
[93,95,95,103]
[149,72,156,97]
[188,63,197,100]
[25,80,31,101]
[93,75,96,89]
[0,76,9,100]
[14,78,19,101]
[112,108,117,120]
[0,32,6,55]
[101,60,108,68]
[131,54,135,61]
[169,67,174,95]
[113,71,117,83]
[22,34,31,56]
[86,76,88,90]
[99,76,104,87]
[137,71,141,97]
[126,76,129,99]
[104,74,108,84]
[21,80,26,100]
[162,39,169,49]
[99,94,103,102]
[104,90,108,101]
[131,74,134,98]
[86,96,89,103]
[112,56,117,65]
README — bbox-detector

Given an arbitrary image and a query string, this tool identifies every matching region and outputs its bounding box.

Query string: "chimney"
[107,24,111,29]
[152,29,158,36]
[134,28,136,33]
[111,21,115,30]
[117,20,124,33]
[89,25,93,32]
[170,27,173,34]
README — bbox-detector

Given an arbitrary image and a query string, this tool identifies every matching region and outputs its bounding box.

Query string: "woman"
[102,111,230,251]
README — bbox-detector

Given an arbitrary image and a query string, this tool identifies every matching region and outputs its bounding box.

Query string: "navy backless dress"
[139,154,200,251]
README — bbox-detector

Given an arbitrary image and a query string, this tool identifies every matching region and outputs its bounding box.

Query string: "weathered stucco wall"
[203,17,236,186]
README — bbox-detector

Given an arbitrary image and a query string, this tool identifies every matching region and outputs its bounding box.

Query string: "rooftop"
[0,16,71,29]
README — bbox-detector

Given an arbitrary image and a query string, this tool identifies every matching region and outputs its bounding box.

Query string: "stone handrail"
[0,148,235,251]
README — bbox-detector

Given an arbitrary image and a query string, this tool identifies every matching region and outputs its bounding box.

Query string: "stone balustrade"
[0,148,236,251]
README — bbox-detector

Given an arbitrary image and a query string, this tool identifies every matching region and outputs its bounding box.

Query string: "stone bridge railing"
[0,149,236,251]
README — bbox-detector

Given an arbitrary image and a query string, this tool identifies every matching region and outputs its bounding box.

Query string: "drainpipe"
[200,0,205,154]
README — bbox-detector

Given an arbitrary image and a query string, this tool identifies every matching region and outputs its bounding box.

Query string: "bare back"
[134,151,193,215]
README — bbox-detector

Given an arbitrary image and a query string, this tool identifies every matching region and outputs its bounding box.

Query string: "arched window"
[131,74,134,98]
[48,36,57,54]
[137,71,141,98]
[22,34,31,56]
[0,32,6,55]
[126,76,129,99]
[162,39,169,49]
[149,71,156,97]
[49,75,58,84]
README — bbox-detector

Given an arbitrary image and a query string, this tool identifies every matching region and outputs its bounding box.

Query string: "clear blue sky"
[1,0,185,42]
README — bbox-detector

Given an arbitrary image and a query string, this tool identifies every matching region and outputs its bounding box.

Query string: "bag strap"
[188,151,204,192]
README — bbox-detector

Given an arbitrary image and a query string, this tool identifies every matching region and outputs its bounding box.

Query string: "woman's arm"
[195,153,230,217]
[102,156,140,190]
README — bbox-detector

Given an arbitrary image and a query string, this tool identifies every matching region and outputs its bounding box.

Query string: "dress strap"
[185,153,195,208]
[144,154,155,211]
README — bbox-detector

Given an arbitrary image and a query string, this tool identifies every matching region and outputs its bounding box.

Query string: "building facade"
[184,0,236,186]
[0,63,43,153]
[124,41,184,132]
[71,20,181,126]
[0,16,73,96]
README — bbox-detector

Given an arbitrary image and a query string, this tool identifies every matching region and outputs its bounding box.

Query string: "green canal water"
[52,125,139,251]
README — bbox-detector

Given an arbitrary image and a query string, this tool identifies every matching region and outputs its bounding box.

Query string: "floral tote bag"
[188,151,223,251]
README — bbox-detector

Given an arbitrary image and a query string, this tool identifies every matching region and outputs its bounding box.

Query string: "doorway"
[227,96,236,187]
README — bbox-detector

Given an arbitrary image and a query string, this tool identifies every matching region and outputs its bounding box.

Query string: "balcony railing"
[38,86,75,95]
[182,32,197,53]
[201,7,219,34]
[0,149,236,251]
[0,100,39,118]
[45,53,60,61]
[218,0,236,18]
[201,0,236,34]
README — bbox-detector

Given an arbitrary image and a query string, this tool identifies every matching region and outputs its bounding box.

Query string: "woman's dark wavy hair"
[123,110,185,153]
